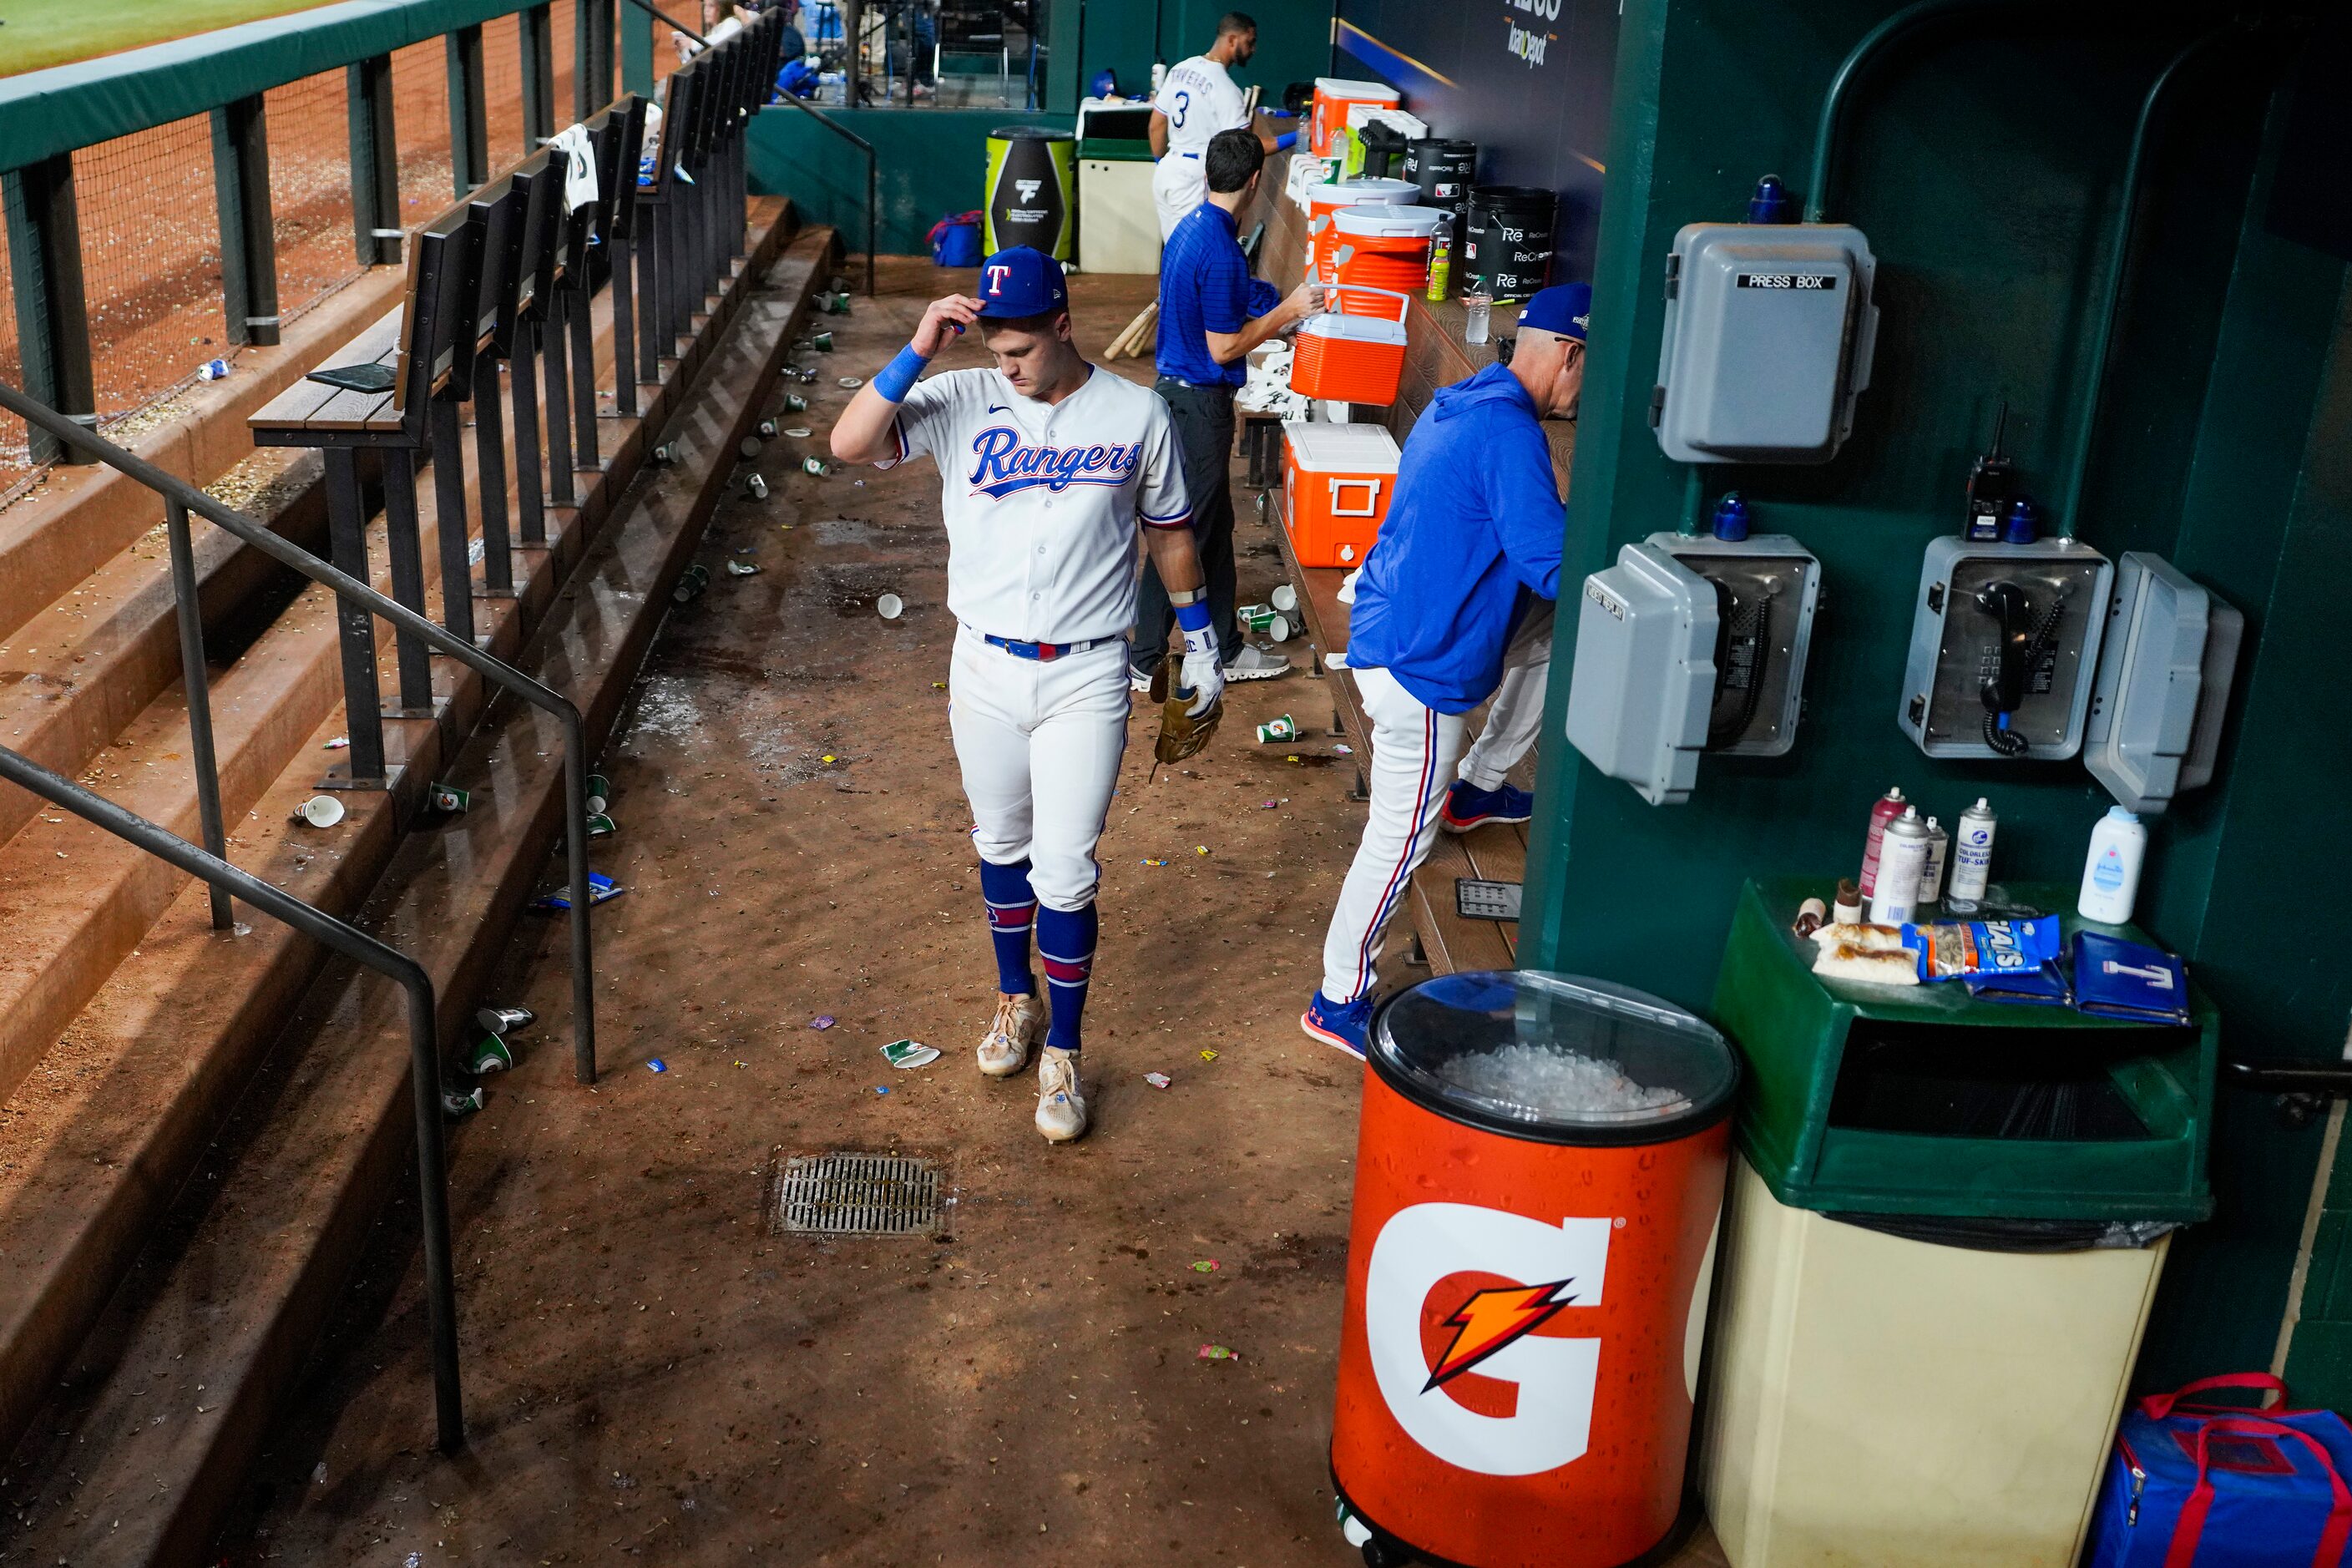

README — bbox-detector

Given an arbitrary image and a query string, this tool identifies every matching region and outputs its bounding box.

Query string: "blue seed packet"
[2073,931,2190,1024]
[1965,959,2075,1008]
[1903,915,2063,981]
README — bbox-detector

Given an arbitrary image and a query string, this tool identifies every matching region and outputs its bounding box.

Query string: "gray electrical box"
[2084,552,2243,814]
[1566,533,1822,804]
[1653,223,1879,464]
[1898,536,2112,760]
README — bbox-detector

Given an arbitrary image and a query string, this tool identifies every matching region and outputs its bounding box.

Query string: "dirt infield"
[0,3,689,500]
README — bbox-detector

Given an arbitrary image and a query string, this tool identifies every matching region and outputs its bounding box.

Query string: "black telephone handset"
[1706,579,1778,750]
[1975,579,2066,756]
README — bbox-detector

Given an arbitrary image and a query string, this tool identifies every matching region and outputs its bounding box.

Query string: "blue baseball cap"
[1516,281,1591,342]
[975,246,1070,319]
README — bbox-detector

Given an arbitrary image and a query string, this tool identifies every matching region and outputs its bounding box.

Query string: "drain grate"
[773,1151,943,1237]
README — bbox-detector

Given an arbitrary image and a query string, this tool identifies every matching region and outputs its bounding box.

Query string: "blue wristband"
[874,343,931,403]
[1175,600,1213,635]
[1273,130,1299,153]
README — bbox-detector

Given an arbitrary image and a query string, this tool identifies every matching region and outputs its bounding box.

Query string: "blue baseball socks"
[1034,903,1098,1053]
[979,857,1037,995]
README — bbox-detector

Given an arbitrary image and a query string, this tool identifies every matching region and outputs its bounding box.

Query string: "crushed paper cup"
[293,794,346,828]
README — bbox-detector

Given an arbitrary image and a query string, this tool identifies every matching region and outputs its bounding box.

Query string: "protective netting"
[71,113,227,458]
[0,8,629,500]
[266,70,363,331]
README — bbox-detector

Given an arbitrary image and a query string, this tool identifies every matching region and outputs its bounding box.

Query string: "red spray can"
[1857,787,1908,898]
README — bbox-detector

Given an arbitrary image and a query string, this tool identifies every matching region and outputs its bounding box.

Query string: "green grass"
[0,0,338,77]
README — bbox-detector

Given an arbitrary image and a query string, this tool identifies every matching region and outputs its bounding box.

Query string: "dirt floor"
[210,260,1408,1565]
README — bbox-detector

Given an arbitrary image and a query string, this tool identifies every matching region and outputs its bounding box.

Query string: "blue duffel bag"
[2085,1374,2352,1568]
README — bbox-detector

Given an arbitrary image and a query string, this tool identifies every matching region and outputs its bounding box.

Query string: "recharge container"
[1463,185,1558,301]
[1332,971,1738,1568]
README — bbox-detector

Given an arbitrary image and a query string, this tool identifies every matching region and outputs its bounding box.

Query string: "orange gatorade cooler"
[1308,179,1419,284]
[1282,420,1400,567]
[1312,77,1401,155]
[1289,289,1410,409]
[1333,205,1451,296]
[1332,972,1737,1568]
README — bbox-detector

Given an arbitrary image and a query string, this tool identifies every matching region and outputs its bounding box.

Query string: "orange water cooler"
[1331,971,1738,1568]
[1289,289,1411,410]
[1308,179,1419,284]
[1311,77,1401,154]
[1333,205,1451,296]
[1281,421,1400,567]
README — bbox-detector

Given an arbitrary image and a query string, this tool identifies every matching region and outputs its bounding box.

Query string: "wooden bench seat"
[248,310,406,437]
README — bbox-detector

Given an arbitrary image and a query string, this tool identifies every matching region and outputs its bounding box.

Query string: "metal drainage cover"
[774,1151,943,1237]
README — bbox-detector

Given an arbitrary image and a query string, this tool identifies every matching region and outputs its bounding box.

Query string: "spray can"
[1858,786,1908,897]
[1869,807,1932,926]
[1425,233,1452,301]
[1947,797,1997,911]
[1918,816,1949,907]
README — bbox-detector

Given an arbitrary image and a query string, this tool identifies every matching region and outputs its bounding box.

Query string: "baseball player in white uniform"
[831,246,1222,1142]
[1148,11,1290,240]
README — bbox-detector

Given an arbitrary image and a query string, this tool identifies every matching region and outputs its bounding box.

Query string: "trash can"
[1699,880,2218,1568]
[983,126,1075,261]
[1332,970,1740,1568]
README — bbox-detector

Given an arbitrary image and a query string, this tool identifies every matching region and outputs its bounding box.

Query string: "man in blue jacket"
[1302,283,1588,1056]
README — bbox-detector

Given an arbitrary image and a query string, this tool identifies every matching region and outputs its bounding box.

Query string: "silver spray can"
[1869,807,1932,927]
[1946,797,1997,911]
[1918,816,1949,907]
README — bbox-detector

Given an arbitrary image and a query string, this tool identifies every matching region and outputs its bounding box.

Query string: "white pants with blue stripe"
[1318,608,1550,1004]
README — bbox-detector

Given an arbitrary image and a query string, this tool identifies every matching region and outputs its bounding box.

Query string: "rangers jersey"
[883,365,1191,644]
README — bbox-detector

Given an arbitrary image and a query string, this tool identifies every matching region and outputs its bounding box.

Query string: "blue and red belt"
[980,632,1115,662]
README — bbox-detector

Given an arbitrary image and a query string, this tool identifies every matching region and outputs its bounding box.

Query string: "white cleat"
[1034,1047,1089,1141]
[1225,642,1292,681]
[977,990,1043,1078]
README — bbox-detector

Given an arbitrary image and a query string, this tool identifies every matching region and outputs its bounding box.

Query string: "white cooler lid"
[1282,420,1402,473]
[1314,77,1400,102]
[1335,203,1450,237]
[1308,178,1419,212]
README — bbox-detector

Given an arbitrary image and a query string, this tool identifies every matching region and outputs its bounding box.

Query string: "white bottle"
[2077,806,2147,925]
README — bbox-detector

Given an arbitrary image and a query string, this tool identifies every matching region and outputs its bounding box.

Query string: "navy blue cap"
[975,246,1070,319]
[1515,281,1591,342]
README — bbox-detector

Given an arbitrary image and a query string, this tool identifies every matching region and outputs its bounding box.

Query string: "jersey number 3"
[1170,90,1190,129]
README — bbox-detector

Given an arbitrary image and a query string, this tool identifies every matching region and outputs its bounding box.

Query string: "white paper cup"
[876,593,904,620]
[296,794,346,827]
[1269,584,1298,613]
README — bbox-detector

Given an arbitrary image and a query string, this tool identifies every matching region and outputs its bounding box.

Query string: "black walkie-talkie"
[1965,402,2016,541]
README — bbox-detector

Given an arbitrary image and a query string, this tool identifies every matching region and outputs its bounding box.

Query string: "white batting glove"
[1179,626,1224,718]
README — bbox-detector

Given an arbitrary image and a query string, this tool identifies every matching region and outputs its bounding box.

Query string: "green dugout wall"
[1520,0,2351,1396]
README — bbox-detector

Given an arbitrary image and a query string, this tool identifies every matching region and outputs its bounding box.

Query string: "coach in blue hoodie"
[1301,283,1587,1056]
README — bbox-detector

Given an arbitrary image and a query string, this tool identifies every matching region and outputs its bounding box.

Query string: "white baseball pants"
[1318,605,1552,1004]
[1152,154,1207,240]
[948,627,1130,911]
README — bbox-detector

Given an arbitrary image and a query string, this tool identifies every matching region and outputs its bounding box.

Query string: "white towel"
[548,124,599,214]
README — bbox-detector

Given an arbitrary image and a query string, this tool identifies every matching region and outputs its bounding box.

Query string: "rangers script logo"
[964,427,1141,499]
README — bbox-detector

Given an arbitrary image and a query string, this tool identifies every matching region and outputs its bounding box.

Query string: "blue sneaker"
[1441,780,1534,832]
[1301,992,1374,1060]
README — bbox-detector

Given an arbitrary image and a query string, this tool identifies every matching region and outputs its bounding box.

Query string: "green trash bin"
[984,127,1075,261]
[1695,878,2218,1568]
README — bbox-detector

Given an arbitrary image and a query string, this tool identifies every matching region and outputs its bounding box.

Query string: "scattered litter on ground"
[876,593,903,620]
[647,1058,668,1074]
[478,1005,534,1034]
[810,1014,836,1029]
[932,681,947,690]
[530,872,624,911]
[873,1085,890,1095]
[587,812,616,837]
[199,357,230,381]
[726,559,761,577]
[1141,857,1168,867]
[1144,1071,1171,1089]
[428,781,469,812]
[323,736,349,750]
[1333,743,1354,755]
[802,457,831,478]
[672,563,711,603]
[783,427,812,438]
[1191,1260,1219,1273]
[882,1039,940,1069]
[1196,1344,1239,1362]
[443,1087,485,1118]
[837,377,863,388]
[1262,799,1280,808]
[585,774,610,813]
[822,754,837,764]
[1194,845,1208,856]
[467,1034,513,1075]
[1199,1049,1219,1062]
[311,1463,326,1485]
[291,794,346,828]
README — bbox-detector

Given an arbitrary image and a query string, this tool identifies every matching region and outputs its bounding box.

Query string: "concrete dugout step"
[0,223,833,1565]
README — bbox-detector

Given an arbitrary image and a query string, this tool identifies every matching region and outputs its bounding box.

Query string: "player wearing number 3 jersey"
[832,247,1216,1143]
[1149,12,1286,239]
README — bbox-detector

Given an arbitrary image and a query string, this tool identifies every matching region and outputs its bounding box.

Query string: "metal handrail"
[0,745,464,1453]
[0,378,600,1086]
[620,0,876,295]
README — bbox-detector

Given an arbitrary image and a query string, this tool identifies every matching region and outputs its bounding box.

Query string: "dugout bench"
[245,13,787,790]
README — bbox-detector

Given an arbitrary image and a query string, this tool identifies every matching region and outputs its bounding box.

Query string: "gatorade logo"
[1365,1202,1611,1476]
